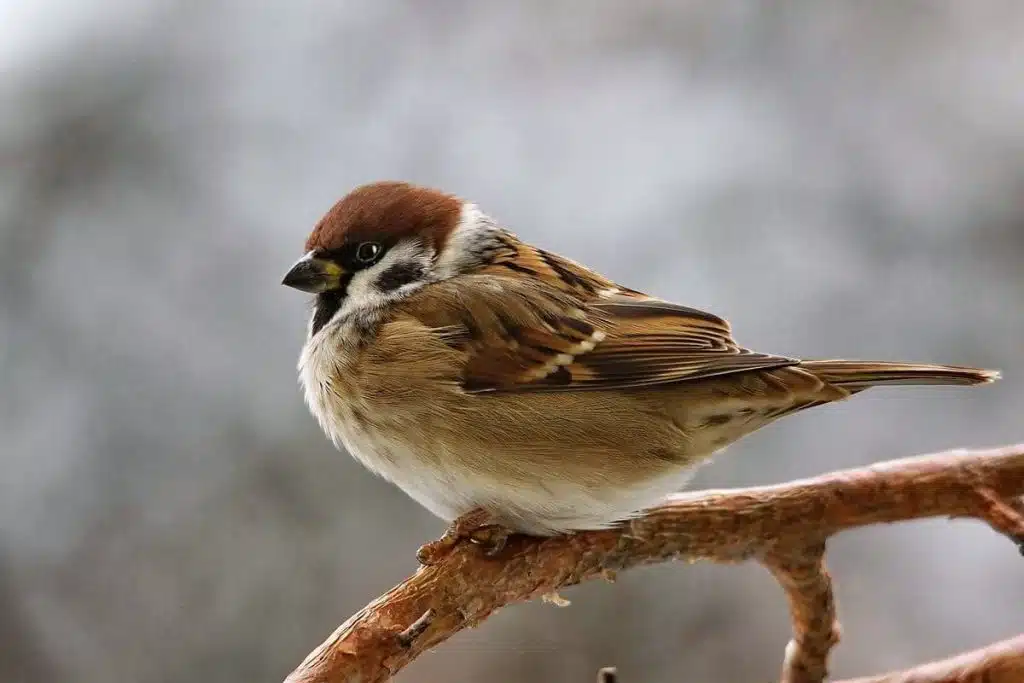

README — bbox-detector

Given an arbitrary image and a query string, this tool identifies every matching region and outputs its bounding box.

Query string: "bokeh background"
[2,2,1022,681]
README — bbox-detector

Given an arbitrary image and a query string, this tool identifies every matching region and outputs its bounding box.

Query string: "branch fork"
[284,444,1024,683]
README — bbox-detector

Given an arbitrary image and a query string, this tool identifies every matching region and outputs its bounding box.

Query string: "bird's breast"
[298,323,479,520]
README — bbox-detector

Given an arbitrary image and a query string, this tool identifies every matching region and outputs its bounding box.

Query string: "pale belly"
[324,411,701,535]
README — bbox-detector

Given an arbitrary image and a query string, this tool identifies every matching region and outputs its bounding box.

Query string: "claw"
[416,537,457,566]
[416,508,513,565]
[470,526,510,556]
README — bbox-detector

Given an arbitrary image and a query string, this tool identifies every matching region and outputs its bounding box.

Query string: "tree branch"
[841,634,1024,683]
[283,444,1024,683]
[762,542,839,683]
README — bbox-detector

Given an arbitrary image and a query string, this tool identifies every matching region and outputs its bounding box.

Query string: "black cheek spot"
[376,262,425,292]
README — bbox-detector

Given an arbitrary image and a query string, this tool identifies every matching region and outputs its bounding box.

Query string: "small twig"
[762,541,840,683]
[283,444,1024,683]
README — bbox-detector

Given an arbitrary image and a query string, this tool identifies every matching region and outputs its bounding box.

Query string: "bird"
[282,180,999,560]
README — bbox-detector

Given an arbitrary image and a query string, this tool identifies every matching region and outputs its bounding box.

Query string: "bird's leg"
[416,508,512,565]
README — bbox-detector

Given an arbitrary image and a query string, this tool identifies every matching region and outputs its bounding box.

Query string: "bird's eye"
[355,242,382,264]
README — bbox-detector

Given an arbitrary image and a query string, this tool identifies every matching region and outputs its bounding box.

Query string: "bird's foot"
[417,508,512,565]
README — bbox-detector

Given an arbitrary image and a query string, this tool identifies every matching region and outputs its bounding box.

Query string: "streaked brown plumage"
[283,181,999,541]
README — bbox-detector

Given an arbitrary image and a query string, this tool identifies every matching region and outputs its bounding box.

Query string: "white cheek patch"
[337,239,434,319]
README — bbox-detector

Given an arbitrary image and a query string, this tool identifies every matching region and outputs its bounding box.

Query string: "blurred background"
[2,1,1022,681]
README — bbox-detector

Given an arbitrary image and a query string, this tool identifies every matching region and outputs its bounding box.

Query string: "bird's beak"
[281,253,347,294]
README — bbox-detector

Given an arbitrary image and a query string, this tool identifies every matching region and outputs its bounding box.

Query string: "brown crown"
[305,181,464,254]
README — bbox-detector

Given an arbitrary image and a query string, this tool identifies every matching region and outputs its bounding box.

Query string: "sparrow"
[282,181,999,559]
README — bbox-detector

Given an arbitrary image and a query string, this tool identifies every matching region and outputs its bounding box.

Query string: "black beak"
[281,254,346,294]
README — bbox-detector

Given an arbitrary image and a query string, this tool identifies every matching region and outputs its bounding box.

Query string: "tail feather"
[800,360,1000,389]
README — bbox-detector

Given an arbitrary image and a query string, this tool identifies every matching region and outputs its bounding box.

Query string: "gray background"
[2,2,1022,681]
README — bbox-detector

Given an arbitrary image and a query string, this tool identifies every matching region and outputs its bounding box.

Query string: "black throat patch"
[311,290,343,336]
[310,269,354,336]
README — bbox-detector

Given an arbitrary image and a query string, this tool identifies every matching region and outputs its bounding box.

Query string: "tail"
[800,360,1000,389]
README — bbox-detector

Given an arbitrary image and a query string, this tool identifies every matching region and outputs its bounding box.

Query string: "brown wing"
[395,268,797,394]
[566,295,799,390]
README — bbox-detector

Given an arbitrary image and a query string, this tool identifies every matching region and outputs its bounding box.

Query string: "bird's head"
[283,181,503,335]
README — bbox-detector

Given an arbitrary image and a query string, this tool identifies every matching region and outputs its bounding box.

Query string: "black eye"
[355,242,382,264]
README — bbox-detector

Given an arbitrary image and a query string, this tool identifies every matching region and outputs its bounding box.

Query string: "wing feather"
[395,267,796,394]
